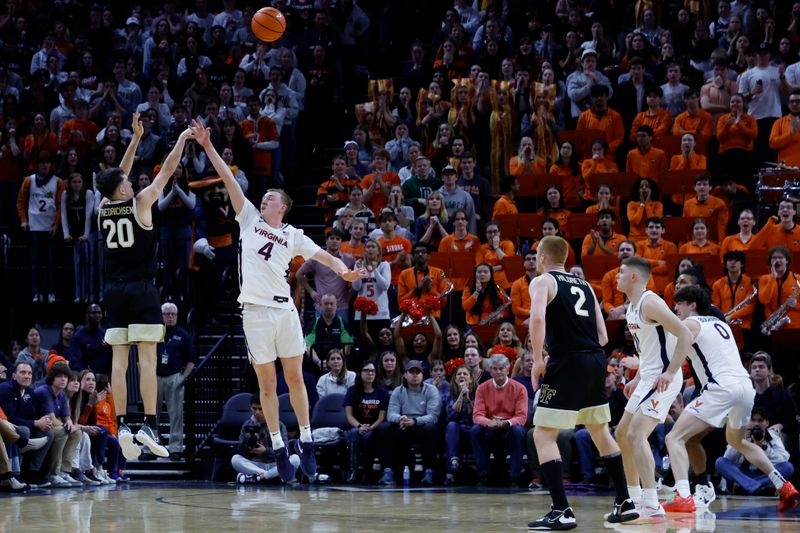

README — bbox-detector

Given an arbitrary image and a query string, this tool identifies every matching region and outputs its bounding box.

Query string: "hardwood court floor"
[1,481,798,532]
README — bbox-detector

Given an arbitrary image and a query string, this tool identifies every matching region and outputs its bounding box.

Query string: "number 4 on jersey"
[258,242,274,261]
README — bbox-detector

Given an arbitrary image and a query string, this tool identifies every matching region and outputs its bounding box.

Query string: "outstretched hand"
[340,267,367,282]
[131,112,143,138]
[189,118,212,147]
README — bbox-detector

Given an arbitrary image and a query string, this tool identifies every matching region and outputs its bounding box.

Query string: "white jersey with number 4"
[626,290,677,380]
[685,316,749,388]
[236,201,321,309]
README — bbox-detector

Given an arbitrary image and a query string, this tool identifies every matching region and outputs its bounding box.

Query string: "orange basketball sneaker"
[778,482,799,512]
[662,494,696,513]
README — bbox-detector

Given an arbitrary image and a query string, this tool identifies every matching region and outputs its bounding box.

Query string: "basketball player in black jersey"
[95,113,196,460]
[527,236,637,530]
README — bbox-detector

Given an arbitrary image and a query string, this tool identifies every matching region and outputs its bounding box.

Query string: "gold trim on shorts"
[105,328,129,346]
[534,404,611,429]
[128,324,165,343]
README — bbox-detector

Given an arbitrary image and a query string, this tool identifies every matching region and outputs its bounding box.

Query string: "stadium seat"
[211,392,254,481]
[310,393,350,480]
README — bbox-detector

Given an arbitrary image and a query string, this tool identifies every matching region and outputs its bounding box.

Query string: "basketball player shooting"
[95,113,196,459]
[189,119,365,482]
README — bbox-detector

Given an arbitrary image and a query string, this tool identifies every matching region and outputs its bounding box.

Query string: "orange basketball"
[252,7,286,43]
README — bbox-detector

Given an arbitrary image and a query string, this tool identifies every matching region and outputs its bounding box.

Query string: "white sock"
[270,431,285,450]
[299,425,312,443]
[769,469,786,490]
[628,485,642,504]
[642,488,659,508]
[675,479,691,498]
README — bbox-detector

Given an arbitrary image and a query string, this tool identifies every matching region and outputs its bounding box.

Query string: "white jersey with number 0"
[685,316,749,388]
[236,201,321,309]
[626,290,677,379]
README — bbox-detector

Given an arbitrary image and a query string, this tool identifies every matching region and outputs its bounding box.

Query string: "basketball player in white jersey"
[656,286,799,513]
[614,257,694,519]
[190,120,364,482]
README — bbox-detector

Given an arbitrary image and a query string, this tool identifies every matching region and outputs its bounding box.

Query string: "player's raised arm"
[310,248,366,282]
[119,112,143,178]
[645,297,696,391]
[191,119,246,214]
[137,127,195,211]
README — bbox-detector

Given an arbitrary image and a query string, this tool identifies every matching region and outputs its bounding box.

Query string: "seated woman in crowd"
[538,184,571,229]
[532,218,577,268]
[386,185,415,231]
[73,370,114,485]
[424,359,450,398]
[375,351,404,391]
[491,322,525,362]
[415,191,452,251]
[316,349,357,398]
[679,217,720,255]
[549,140,583,210]
[584,182,620,218]
[476,220,516,290]
[343,360,390,483]
[441,325,466,362]
[464,331,485,357]
[444,364,476,485]
[580,139,618,203]
[93,374,126,482]
[627,177,663,242]
[462,263,512,326]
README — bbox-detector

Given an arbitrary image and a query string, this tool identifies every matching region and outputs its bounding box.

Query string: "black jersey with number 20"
[98,197,157,281]
[545,271,601,356]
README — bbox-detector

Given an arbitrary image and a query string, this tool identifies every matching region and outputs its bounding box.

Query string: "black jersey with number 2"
[98,197,157,281]
[545,271,601,356]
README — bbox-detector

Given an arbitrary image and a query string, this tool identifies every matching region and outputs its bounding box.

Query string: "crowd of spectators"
[1,0,800,490]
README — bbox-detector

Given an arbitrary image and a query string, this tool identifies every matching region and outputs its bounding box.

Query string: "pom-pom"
[444,357,465,378]
[354,296,379,316]
[399,299,426,322]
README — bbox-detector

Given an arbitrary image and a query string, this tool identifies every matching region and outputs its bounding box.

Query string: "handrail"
[182,333,229,387]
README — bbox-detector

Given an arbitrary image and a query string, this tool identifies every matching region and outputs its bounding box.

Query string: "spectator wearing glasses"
[769,89,800,167]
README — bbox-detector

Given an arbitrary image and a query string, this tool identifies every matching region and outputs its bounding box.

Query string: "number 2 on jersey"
[570,286,589,317]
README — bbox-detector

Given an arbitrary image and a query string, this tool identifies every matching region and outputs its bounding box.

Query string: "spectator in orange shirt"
[577,84,625,155]
[462,263,511,326]
[476,220,516,290]
[668,132,707,205]
[509,136,547,182]
[439,209,480,292]
[768,89,800,168]
[749,200,800,254]
[637,217,678,294]
[758,246,800,331]
[492,175,519,219]
[340,219,366,259]
[549,141,584,210]
[398,245,450,319]
[601,240,638,318]
[679,218,721,255]
[510,250,538,329]
[316,155,359,233]
[716,93,758,186]
[672,88,714,143]
[720,209,758,257]
[712,250,756,333]
[627,178,663,242]
[240,96,279,197]
[584,182,620,218]
[581,209,627,261]
[682,174,729,243]
[580,139,618,202]
[59,100,98,159]
[538,184,571,229]
[376,211,412,288]
[629,87,673,141]
[361,149,401,217]
[626,125,668,182]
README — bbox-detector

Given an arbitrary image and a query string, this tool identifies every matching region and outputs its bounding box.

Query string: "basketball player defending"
[190,120,364,482]
[95,113,195,459]
[528,236,638,530]
[657,286,799,513]
[614,256,694,518]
